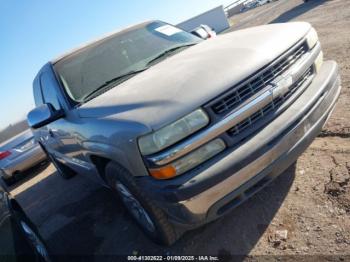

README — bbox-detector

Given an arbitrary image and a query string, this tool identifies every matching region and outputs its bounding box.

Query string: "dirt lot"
[9,0,350,260]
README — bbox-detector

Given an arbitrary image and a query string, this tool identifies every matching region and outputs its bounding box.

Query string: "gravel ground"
[9,0,350,260]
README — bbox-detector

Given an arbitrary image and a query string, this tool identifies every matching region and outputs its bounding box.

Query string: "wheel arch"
[83,140,139,183]
[89,154,112,183]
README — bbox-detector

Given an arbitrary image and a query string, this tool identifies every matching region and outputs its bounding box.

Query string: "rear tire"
[105,162,179,246]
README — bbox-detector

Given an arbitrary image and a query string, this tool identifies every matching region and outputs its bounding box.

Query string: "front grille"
[212,42,308,115]
[228,67,314,137]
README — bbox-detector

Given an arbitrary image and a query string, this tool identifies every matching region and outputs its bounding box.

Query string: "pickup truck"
[27,20,341,245]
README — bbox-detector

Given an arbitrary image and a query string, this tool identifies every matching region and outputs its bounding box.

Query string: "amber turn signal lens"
[149,165,177,179]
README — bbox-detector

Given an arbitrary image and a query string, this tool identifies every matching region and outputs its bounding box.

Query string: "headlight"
[138,109,209,155]
[314,51,323,73]
[306,28,318,49]
[149,138,226,179]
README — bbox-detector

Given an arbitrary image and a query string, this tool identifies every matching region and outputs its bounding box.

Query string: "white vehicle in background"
[257,0,269,6]
[241,0,274,11]
[241,0,258,12]
[190,24,217,40]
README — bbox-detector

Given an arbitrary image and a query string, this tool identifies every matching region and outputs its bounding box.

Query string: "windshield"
[53,21,201,103]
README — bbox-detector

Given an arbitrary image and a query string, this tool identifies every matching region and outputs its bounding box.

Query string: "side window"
[33,77,44,106]
[40,72,61,110]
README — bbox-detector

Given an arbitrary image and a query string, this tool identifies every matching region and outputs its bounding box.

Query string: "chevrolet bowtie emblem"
[270,75,294,99]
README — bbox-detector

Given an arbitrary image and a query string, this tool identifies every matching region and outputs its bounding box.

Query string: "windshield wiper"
[81,68,148,102]
[146,43,197,66]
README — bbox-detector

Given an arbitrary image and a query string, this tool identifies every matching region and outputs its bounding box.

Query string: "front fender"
[82,140,149,179]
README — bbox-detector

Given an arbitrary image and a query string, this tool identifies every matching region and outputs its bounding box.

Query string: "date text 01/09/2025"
[127,255,220,261]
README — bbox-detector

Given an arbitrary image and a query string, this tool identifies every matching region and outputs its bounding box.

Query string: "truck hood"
[78,22,311,131]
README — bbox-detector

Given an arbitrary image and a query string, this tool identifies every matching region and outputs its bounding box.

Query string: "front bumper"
[138,61,341,228]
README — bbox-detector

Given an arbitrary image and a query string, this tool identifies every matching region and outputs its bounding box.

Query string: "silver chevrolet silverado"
[27,20,341,245]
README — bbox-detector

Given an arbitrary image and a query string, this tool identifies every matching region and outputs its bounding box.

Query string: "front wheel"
[105,162,179,245]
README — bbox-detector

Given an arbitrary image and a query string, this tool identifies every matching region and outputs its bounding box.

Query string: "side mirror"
[27,104,64,129]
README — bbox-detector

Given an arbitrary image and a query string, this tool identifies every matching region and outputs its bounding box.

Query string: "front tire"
[105,162,179,245]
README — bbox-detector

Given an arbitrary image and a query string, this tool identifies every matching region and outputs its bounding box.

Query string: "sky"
[0,0,233,130]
